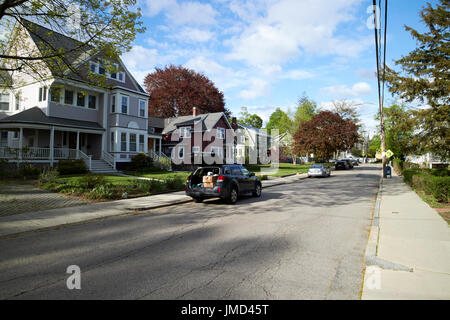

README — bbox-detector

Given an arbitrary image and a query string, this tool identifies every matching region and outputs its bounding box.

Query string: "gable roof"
[18,19,146,94]
[161,112,230,134]
[0,107,104,130]
[238,123,270,137]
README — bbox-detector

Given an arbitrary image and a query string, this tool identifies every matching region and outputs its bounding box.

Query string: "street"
[0,165,380,300]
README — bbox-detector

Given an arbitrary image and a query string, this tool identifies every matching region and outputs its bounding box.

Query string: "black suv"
[335,160,350,170]
[185,165,262,204]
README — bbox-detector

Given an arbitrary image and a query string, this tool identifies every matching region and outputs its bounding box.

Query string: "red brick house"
[148,107,235,165]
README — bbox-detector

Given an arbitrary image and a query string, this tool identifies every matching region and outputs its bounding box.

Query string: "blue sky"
[123,0,436,134]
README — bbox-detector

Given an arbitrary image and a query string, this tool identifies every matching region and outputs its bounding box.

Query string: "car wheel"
[193,197,203,203]
[227,186,238,204]
[252,183,262,197]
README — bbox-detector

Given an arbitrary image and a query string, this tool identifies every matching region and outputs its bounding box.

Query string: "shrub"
[85,184,120,200]
[57,159,87,175]
[165,176,185,190]
[428,176,449,203]
[130,153,153,172]
[393,159,403,174]
[80,174,106,189]
[19,164,41,179]
[154,157,171,171]
[39,166,59,185]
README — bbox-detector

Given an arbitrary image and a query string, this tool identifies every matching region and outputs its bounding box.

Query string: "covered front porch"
[0,107,106,169]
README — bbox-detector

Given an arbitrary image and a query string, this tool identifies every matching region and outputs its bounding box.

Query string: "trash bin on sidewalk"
[385,166,392,178]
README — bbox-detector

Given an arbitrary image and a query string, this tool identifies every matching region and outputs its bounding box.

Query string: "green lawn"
[244,163,311,177]
[56,174,138,186]
[125,170,190,181]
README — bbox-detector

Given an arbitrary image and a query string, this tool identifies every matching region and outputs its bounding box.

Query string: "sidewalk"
[362,169,450,299]
[0,173,307,238]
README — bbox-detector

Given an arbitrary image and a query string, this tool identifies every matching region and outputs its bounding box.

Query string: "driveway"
[0,165,380,299]
[0,181,88,218]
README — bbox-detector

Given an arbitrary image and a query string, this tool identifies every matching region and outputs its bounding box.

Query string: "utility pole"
[373,0,388,177]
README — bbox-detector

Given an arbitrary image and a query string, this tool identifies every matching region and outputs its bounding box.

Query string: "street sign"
[386,150,394,158]
[375,152,382,160]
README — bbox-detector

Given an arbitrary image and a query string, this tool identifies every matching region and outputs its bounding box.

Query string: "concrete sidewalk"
[362,169,450,299]
[0,173,307,238]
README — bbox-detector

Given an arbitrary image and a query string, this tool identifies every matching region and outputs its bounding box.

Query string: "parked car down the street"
[307,164,331,178]
[185,165,262,204]
[335,160,350,170]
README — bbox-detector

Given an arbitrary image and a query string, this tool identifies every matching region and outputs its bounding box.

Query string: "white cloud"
[226,0,369,67]
[121,45,174,84]
[239,79,270,99]
[280,69,314,80]
[322,82,372,99]
[144,0,218,26]
[173,27,215,43]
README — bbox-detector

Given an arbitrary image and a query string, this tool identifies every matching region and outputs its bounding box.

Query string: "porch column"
[158,137,162,156]
[18,127,23,161]
[76,131,80,159]
[153,138,156,155]
[49,126,54,166]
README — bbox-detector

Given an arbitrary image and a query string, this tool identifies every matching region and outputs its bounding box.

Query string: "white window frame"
[121,95,129,114]
[180,127,191,138]
[110,132,115,152]
[38,87,47,102]
[120,132,127,152]
[111,94,116,113]
[15,93,20,110]
[139,134,145,152]
[192,146,200,154]
[240,135,246,144]
[87,94,98,110]
[217,127,225,139]
[129,133,137,152]
[139,99,147,118]
[64,89,75,105]
[89,61,99,74]
[76,92,86,108]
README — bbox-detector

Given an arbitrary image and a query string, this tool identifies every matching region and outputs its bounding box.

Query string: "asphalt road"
[0,165,381,300]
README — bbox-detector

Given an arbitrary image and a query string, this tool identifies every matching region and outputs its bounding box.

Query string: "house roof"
[19,19,147,94]
[162,112,228,134]
[148,116,165,129]
[21,19,92,77]
[0,107,104,130]
[238,123,270,137]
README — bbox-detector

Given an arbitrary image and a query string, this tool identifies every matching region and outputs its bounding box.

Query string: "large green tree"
[293,94,317,128]
[385,0,449,160]
[238,107,263,128]
[266,108,293,135]
[381,104,417,159]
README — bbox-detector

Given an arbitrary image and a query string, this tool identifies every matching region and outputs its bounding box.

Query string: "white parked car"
[307,164,331,178]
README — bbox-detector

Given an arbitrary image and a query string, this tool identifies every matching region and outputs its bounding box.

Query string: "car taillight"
[218,175,226,182]
[187,176,190,181]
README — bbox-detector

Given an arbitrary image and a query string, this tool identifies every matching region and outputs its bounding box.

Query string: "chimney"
[231,117,237,130]
[192,107,197,117]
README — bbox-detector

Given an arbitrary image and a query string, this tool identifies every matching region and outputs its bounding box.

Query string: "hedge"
[56,159,87,175]
[403,169,450,203]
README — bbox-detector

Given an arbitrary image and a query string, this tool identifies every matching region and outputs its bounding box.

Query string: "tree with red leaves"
[293,111,359,160]
[144,65,229,117]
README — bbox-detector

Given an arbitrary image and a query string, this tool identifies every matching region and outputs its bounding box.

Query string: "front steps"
[90,159,118,174]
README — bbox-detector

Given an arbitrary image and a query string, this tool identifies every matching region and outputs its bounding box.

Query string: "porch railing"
[102,151,116,170]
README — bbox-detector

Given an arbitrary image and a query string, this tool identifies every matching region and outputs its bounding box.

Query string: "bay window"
[129,133,136,152]
[77,92,85,107]
[139,135,144,152]
[64,90,74,105]
[88,95,96,109]
[121,132,127,151]
[121,95,128,114]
